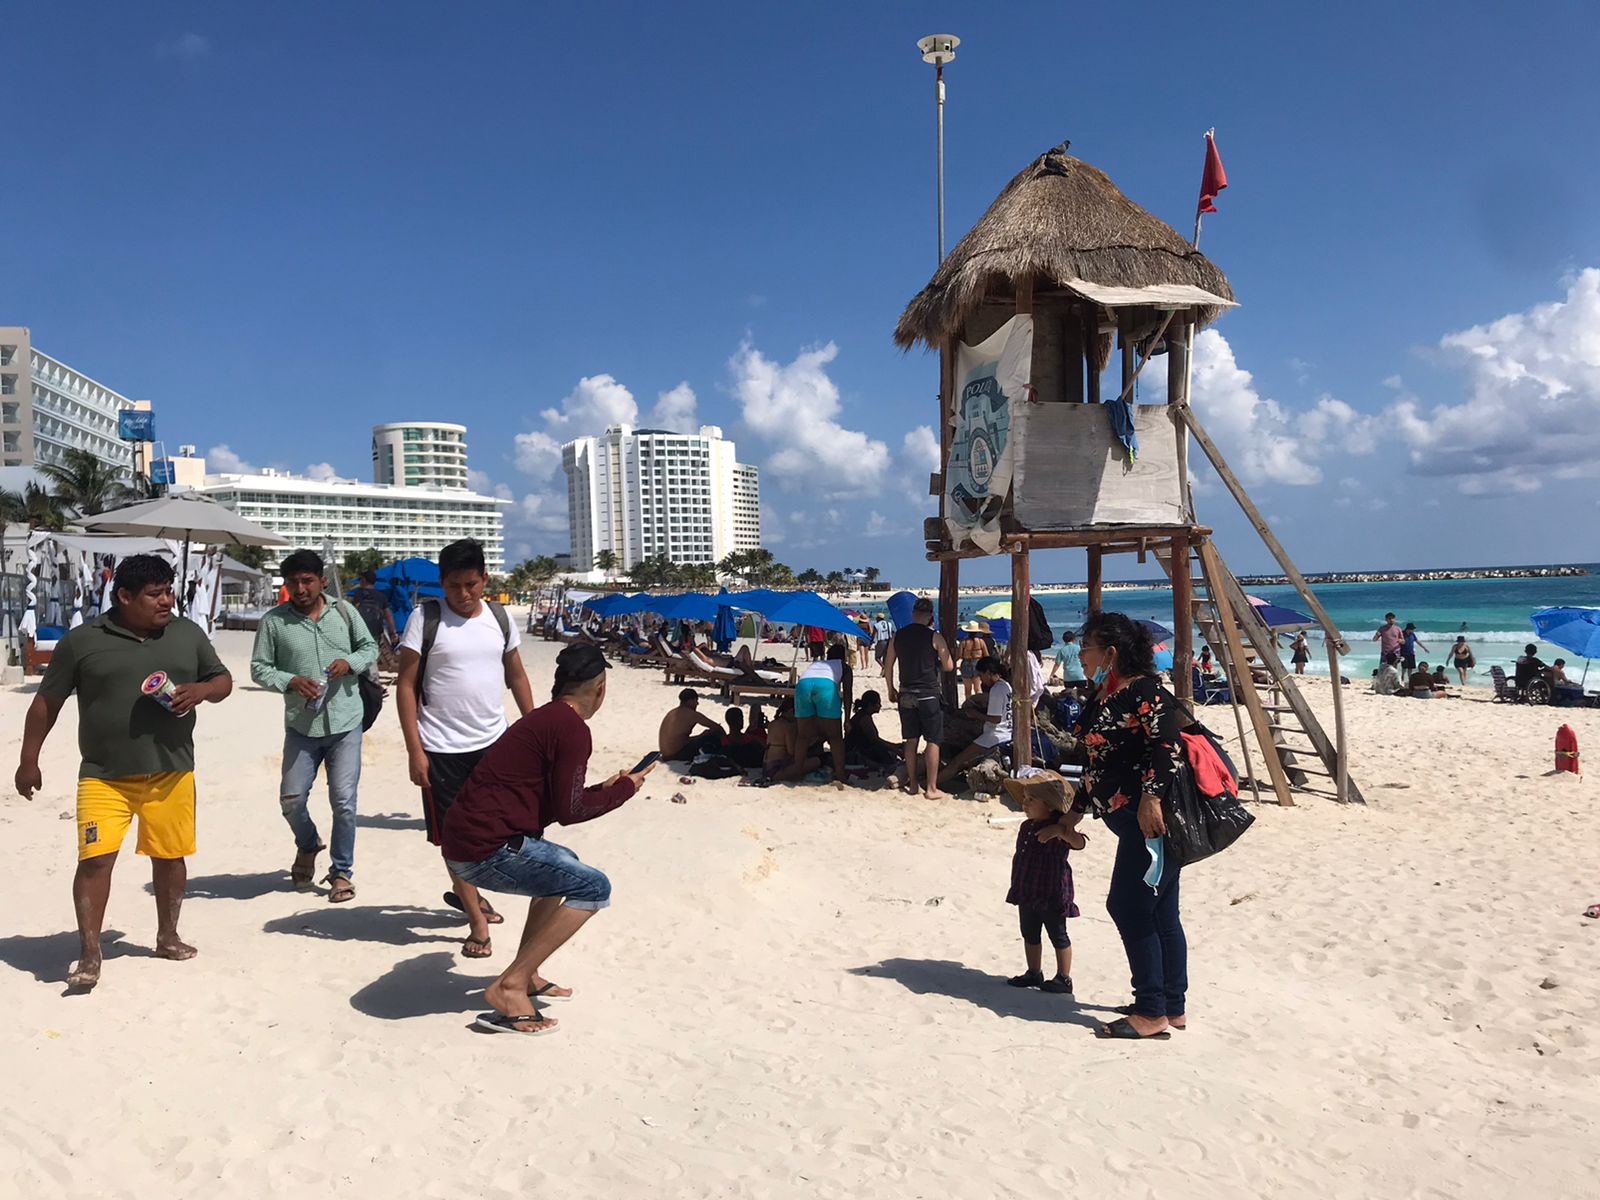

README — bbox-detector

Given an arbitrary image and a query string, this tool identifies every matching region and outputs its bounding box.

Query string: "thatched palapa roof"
[895,142,1235,350]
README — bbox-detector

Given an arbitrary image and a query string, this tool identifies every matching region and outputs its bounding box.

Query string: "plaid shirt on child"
[1006,818,1079,917]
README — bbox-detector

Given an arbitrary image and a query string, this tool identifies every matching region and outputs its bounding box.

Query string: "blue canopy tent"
[583,592,650,617]
[726,589,869,640]
[360,556,441,628]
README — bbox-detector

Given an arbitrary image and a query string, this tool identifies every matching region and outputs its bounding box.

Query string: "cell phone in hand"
[630,751,662,775]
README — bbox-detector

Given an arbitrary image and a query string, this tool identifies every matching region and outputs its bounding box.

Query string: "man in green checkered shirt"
[250,549,378,902]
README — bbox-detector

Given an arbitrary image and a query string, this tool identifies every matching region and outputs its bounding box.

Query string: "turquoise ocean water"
[956,566,1600,685]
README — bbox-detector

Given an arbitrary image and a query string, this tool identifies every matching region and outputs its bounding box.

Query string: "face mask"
[1143,837,1165,890]
[1091,665,1109,687]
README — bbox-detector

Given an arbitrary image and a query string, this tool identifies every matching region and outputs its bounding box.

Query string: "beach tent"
[583,592,646,617]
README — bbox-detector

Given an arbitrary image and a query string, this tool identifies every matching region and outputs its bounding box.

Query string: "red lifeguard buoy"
[1555,724,1579,774]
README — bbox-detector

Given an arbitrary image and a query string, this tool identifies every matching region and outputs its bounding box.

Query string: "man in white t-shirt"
[396,539,534,958]
[937,655,1013,789]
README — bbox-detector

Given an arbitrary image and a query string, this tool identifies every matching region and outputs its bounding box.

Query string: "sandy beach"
[3,625,1597,1198]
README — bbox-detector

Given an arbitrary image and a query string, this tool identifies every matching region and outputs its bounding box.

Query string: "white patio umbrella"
[80,493,287,614]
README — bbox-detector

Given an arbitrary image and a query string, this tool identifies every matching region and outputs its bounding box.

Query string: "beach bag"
[688,754,742,780]
[1160,721,1252,868]
[336,602,386,732]
[1026,598,1054,653]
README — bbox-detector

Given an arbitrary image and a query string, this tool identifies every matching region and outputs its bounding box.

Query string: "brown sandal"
[291,843,326,892]
[461,935,493,959]
[325,874,355,903]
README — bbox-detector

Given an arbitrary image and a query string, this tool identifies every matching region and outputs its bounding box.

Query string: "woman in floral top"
[1071,611,1188,1040]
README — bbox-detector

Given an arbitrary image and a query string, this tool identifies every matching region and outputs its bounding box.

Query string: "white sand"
[2,628,1598,1197]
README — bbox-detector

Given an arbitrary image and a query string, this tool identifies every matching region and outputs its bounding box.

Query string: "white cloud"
[305,462,341,482]
[207,444,256,474]
[729,340,890,496]
[1189,331,1321,486]
[649,382,699,433]
[540,373,638,435]
[513,430,561,480]
[466,468,492,493]
[1385,268,1600,492]
[1295,396,1380,457]
[901,425,939,472]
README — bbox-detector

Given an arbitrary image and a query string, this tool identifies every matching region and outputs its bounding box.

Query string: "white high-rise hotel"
[562,425,760,569]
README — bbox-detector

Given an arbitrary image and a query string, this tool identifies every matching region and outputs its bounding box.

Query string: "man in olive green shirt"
[15,554,233,991]
[250,549,378,901]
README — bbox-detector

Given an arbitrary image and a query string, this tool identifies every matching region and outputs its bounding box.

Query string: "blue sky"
[9,2,1600,584]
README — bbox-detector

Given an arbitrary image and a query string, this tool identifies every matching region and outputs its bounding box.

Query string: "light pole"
[917,34,959,264]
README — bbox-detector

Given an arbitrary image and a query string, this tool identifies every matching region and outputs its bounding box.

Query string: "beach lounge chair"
[1489,666,1526,703]
[24,625,67,676]
[1192,666,1232,706]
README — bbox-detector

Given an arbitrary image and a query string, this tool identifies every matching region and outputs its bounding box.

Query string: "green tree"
[23,483,66,532]
[823,570,845,595]
[527,555,561,585]
[0,486,26,583]
[593,549,619,579]
[36,449,131,517]
[863,566,881,586]
[796,567,823,588]
[232,544,272,571]
[342,547,387,578]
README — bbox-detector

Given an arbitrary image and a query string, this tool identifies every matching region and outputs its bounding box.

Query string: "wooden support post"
[1084,310,1102,406]
[1178,405,1351,655]
[1170,315,1193,519]
[1195,540,1294,806]
[1086,546,1103,614]
[1011,548,1032,773]
[1326,642,1349,803]
[1171,531,1193,708]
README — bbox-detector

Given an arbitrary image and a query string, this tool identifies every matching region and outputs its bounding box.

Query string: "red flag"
[1197,130,1228,216]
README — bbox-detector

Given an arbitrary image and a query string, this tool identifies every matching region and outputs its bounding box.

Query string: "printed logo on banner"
[946,316,1032,555]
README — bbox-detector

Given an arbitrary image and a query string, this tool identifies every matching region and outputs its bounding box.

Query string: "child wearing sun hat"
[1000,770,1086,994]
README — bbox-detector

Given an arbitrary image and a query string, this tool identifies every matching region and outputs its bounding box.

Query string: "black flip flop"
[443,891,505,924]
[474,1011,559,1036]
[529,981,572,1003]
[460,935,492,959]
[1096,1017,1171,1040]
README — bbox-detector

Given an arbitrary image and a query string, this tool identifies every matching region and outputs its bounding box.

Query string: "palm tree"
[342,547,386,578]
[1,486,26,585]
[823,570,845,596]
[36,449,131,517]
[863,566,881,586]
[23,483,66,532]
[796,567,823,588]
[593,549,619,580]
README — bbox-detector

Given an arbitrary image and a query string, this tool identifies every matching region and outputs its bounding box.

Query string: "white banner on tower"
[945,314,1033,554]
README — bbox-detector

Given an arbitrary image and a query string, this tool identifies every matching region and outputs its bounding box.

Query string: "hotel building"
[0,326,144,477]
[372,421,469,490]
[194,470,509,571]
[562,424,760,570]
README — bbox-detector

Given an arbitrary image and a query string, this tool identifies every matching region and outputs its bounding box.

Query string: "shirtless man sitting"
[658,689,724,762]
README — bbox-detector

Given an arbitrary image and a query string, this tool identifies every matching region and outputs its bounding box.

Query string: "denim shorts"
[446,836,612,911]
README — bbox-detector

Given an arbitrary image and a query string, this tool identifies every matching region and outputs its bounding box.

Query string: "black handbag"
[356,671,386,732]
[1161,758,1254,869]
[336,602,386,732]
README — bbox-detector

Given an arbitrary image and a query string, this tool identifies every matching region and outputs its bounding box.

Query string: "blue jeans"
[1103,804,1187,1019]
[279,726,362,880]
[447,835,611,911]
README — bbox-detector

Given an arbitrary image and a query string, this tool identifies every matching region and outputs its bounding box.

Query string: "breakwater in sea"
[1236,566,1587,586]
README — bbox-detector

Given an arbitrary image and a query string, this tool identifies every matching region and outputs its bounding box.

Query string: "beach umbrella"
[988,617,1011,644]
[886,590,920,630]
[647,592,727,623]
[1152,642,1174,672]
[1138,619,1174,641]
[1531,606,1600,684]
[727,589,868,640]
[713,602,739,648]
[374,557,440,587]
[81,493,288,615]
[975,599,1012,620]
[1243,594,1313,629]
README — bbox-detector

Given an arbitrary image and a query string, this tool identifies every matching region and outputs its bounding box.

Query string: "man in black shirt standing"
[883,597,955,798]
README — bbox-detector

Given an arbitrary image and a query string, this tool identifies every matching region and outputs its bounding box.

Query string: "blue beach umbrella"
[648,592,726,623]
[886,590,920,630]
[583,592,642,617]
[1531,606,1600,683]
[727,589,869,640]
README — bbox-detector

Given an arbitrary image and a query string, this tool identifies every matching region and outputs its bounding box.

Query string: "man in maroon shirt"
[443,644,656,1035]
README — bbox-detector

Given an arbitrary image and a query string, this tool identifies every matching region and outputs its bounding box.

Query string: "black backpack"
[1026,597,1054,653]
[415,598,512,707]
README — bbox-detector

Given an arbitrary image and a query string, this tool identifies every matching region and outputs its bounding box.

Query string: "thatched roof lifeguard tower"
[896,142,1360,805]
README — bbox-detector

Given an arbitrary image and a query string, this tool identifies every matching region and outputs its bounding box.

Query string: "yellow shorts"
[76,772,196,862]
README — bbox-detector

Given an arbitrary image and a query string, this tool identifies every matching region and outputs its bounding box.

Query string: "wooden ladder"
[1158,539,1364,805]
